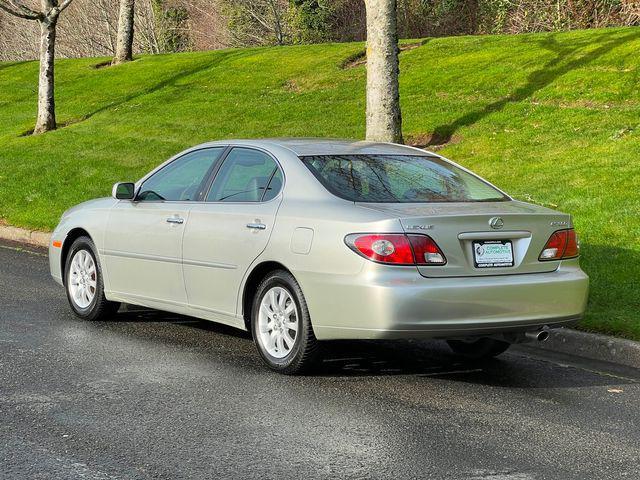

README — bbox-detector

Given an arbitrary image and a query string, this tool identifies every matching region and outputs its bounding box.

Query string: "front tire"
[251,270,320,374]
[64,236,120,321]
[447,338,511,359]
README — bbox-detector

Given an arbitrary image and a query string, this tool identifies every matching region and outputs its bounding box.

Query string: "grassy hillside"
[0,27,638,339]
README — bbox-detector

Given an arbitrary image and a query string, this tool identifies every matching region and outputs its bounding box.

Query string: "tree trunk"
[33,16,58,135]
[364,0,403,143]
[113,0,135,64]
[270,0,284,45]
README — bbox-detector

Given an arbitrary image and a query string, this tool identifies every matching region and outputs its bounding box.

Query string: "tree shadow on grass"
[341,38,430,69]
[424,30,640,147]
[0,60,32,74]
[74,49,253,124]
[578,243,640,338]
[19,49,255,136]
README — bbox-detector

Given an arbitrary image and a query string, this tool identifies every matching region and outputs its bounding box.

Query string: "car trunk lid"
[356,201,570,278]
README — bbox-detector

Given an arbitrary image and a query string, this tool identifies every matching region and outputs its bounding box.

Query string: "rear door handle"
[166,217,185,225]
[246,223,266,230]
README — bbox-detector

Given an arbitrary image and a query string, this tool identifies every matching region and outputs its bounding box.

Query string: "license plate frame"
[473,240,514,268]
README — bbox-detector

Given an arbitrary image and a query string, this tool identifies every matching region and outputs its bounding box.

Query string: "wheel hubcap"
[257,286,299,359]
[68,249,97,309]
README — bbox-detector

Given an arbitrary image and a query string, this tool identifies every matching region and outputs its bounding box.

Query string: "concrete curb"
[0,224,50,248]
[1,224,639,369]
[532,327,640,369]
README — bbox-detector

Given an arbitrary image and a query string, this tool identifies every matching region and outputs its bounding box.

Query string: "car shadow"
[115,305,251,340]
[314,339,640,388]
[110,306,639,389]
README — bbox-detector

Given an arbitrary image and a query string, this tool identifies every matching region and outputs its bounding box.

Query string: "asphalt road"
[1,240,640,480]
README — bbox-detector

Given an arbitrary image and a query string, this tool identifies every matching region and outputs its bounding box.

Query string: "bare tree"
[224,0,289,46]
[182,0,231,50]
[113,0,134,63]
[0,1,121,61]
[364,0,402,143]
[0,0,75,134]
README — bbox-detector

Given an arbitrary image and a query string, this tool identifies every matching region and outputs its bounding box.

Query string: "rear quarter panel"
[241,194,408,331]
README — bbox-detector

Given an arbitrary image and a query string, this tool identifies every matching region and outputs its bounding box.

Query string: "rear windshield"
[300,154,508,203]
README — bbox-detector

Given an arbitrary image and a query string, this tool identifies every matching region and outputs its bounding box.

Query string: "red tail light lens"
[349,234,414,264]
[539,231,565,260]
[563,229,579,258]
[407,234,447,265]
[539,229,580,261]
[345,233,446,266]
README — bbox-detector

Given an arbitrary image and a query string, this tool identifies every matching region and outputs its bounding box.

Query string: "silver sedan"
[49,139,589,373]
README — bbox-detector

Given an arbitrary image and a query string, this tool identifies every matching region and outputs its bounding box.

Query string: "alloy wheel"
[257,286,299,358]
[68,249,97,309]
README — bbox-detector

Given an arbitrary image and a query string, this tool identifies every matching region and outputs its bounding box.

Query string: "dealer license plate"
[473,240,514,268]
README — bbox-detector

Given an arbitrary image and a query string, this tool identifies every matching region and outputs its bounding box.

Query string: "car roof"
[196,138,436,157]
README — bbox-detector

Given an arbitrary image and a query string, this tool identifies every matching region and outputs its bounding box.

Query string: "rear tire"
[64,236,120,321]
[251,270,320,374]
[447,338,511,359]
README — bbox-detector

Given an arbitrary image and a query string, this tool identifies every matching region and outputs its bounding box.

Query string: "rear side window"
[206,148,282,202]
[300,154,508,203]
[263,168,283,202]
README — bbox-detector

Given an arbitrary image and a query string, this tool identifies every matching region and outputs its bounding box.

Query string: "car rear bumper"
[299,259,589,340]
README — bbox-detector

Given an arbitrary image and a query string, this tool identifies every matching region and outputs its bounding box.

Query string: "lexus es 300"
[50,139,589,374]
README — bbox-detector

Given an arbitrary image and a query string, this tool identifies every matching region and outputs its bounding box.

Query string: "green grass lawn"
[0,27,638,339]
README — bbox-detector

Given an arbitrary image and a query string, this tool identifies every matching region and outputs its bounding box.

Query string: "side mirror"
[112,182,136,200]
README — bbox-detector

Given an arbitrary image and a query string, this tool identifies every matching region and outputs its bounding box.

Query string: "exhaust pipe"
[525,329,549,343]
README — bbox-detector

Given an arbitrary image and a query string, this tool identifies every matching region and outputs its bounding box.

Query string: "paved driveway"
[1,240,639,479]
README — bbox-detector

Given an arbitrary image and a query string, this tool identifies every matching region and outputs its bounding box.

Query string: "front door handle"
[246,223,266,230]
[166,217,185,225]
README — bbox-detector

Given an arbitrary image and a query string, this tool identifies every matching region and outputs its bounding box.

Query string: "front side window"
[137,148,224,202]
[206,148,281,202]
[300,154,508,203]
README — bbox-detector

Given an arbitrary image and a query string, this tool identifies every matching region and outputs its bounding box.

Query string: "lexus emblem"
[489,217,504,229]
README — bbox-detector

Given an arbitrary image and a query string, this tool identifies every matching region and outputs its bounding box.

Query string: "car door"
[102,147,225,310]
[183,147,284,318]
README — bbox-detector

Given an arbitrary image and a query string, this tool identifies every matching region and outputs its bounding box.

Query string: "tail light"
[345,233,446,266]
[539,229,580,261]
[408,234,447,265]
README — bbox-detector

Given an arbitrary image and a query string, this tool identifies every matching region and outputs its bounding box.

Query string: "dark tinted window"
[206,148,281,202]
[138,148,224,202]
[301,155,508,203]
